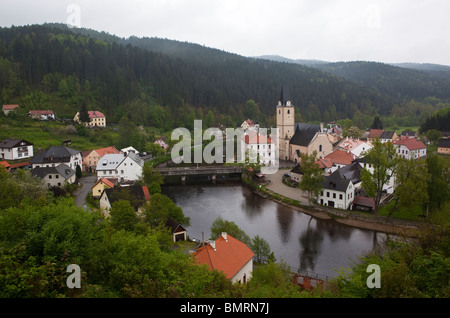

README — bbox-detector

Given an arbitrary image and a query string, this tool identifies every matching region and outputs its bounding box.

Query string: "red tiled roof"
[0,161,11,169]
[88,111,105,118]
[394,138,426,150]
[29,110,54,115]
[95,146,119,157]
[353,196,375,209]
[142,185,151,201]
[193,234,254,279]
[368,129,384,138]
[323,150,354,165]
[2,104,19,110]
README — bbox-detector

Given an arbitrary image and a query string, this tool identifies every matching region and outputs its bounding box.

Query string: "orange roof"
[95,177,116,189]
[193,233,254,279]
[142,185,151,201]
[0,161,11,169]
[88,111,105,118]
[323,150,355,165]
[2,104,19,110]
[95,146,120,157]
[243,132,273,144]
[394,138,426,150]
[316,158,333,169]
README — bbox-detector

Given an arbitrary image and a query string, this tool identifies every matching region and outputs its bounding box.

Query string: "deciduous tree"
[299,150,324,206]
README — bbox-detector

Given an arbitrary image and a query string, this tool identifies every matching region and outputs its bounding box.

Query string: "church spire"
[279,84,292,106]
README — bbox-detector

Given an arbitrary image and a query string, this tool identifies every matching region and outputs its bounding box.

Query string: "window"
[326,192,330,197]
[339,194,343,200]
[287,109,290,114]
[319,145,322,152]
[333,193,336,199]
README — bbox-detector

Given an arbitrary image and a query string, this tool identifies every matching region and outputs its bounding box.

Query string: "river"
[163,182,388,279]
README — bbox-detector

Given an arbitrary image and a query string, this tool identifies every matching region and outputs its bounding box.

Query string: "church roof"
[289,123,321,147]
[279,84,292,106]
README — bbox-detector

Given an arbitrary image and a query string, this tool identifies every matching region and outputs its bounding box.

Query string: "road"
[74,175,97,209]
[264,169,310,205]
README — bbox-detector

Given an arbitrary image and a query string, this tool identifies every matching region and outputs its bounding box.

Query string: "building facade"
[0,138,34,160]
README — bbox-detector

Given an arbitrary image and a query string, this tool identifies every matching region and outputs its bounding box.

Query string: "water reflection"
[162,183,387,277]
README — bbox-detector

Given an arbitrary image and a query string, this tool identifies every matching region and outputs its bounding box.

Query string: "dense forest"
[1,24,449,132]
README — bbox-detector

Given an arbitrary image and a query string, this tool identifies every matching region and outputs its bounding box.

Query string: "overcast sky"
[1,0,449,65]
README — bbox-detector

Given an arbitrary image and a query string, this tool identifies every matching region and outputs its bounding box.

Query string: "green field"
[0,116,120,153]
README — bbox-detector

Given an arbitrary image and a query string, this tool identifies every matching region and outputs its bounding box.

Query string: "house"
[2,104,19,116]
[351,196,376,213]
[99,184,151,214]
[355,157,395,194]
[317,162,363,210]
[92,177,117,198]
[31,164,76,187]
[29,110,55,120]
[316,150,355,174]
[0,138,34,160]
[166,217,187,242]
[96,152,144,183]
[393,137,427,160]
[8,161,31,172]
[379,130,398,143]
[83,146,120,172]
[290,164,303,183]
[288,123,334,163]
[31,146,82,170]
[336,138,373,158]
[437,138,450,155]
[121,146,139,156]
[154,137,168,150]
[367,129,384,142]
[192,232,254,284]
[240,119,258,132]
[73,111,106,127]
[240,131,276,166]
[401,131,418,138]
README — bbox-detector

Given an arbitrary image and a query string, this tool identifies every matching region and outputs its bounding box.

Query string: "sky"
[1,0,449,65]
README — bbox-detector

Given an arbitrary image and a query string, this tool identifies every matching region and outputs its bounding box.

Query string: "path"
[74,175,97,209]
[264,169,310,205]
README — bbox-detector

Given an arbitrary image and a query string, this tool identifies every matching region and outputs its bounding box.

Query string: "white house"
[120,146,139,156]
[393,137,427,160]
[99,184,151,214]
[29,110,55,120]
[96,152,144,182]
[0,138,34,160]
[30,146,82,170]
[31,164,76,187]
[336,138,373,158]
[240,131,276,166]
[193,233,254,284]
[355,158,395,194]
[317,162,363,210]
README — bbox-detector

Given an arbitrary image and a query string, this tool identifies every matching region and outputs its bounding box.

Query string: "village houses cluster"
[1,91,449,285]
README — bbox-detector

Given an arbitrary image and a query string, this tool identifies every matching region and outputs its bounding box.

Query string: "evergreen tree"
[371,114,383,129]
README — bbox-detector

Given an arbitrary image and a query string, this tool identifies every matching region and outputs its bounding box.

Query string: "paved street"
[74,175,97,209]
[264,169,310,205]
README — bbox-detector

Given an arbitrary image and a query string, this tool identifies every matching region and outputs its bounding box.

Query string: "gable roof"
[2,104,19,111]
[368,129,384,139]
[0,138,33,149]
[437,138,450,148]
[94,177,116,189]
[380,130,396,140]
[166,216,186,234]
[323,161,363,191]
[88,111,105,118]
[96,153,126,170]
[290,164,304,175]
[193,233,254,279]
[31,164,75,180]
[243,132,273,144]
[94,146,120,157]
[31,146,80,164]
[394,138,426,150]
[102,185,150,210]
[290,123,320,147]
[29,110,54,116]
[323,150,355,166]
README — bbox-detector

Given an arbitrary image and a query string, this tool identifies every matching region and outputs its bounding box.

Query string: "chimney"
[209,240,216,251]
[221,232,228,241]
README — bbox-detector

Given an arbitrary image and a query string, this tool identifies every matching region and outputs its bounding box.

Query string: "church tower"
[276,85,295,161]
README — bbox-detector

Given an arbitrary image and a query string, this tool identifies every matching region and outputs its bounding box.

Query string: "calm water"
[163,183,387,278]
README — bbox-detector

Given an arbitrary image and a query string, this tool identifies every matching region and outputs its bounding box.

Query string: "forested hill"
[0,23,449,130]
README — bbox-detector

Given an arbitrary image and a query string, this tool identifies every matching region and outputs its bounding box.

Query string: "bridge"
[156,165,243,184]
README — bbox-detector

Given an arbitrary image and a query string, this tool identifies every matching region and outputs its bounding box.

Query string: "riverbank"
[244,174,427,237]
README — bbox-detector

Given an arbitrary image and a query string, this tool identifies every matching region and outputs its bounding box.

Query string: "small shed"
[166,217,187,242]
[352,196,376,213]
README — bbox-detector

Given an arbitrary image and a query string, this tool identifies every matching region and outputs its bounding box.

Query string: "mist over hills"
[1,23,449,129]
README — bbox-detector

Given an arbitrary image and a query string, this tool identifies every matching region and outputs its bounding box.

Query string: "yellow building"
[74,111,106,127]
[92,177,116,198]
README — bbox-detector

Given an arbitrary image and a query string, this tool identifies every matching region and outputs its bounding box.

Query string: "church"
[276,85,333,163]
